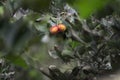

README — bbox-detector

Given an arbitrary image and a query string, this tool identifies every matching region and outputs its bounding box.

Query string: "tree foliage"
[0,0,120,80]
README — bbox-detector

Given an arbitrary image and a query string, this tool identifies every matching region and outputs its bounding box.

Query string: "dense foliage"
[0,0,120,80]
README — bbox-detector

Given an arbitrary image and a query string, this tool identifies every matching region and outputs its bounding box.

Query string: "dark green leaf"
[5,54,28,68]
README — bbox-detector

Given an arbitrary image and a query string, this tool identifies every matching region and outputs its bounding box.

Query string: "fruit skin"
[50,26,59,34]
[58,24,66,32]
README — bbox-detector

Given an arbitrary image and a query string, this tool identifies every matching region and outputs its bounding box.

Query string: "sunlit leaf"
[0,6,4,16]
[67,0,109,18]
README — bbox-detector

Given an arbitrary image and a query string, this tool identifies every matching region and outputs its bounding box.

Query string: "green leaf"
[5,54,28,68]
[0,6,4,16]
[21,0,51,12]
[68,0,109,18]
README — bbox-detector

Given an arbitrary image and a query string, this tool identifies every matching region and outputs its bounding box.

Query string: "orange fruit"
[50,26,59,34]
[58,24,66,32]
